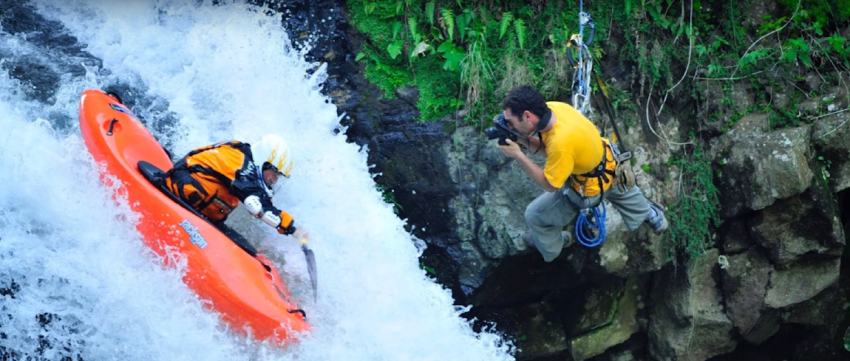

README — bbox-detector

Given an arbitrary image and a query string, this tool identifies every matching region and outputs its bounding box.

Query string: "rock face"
[710,114,814,218]
[812,110,850,192]
[649,249,737,360]
[720,248,773,344]
[748,184,844,268]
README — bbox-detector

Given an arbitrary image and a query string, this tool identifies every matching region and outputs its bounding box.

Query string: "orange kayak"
[78,89,309,344]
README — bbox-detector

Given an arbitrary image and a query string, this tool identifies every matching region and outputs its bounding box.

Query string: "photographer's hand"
[497,139,524,159]
[498,139,557,192]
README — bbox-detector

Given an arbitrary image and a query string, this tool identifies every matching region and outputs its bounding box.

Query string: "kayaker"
[164,134,308,251]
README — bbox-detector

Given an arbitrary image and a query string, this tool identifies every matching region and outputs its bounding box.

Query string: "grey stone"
[453,241,493,294]
[649,249,737,361]
[720,219,752,254]
[394,85,419,107]
[594,210,665,278]
[764,258,840,308]
[720,248,772,339]
[743,0,779,27]
[748,185,844,268]
[711,114,813,218]
[812,110,850,192]
[782,287,840,327]
[571,278,641,361]
[696,82,755,133]
[513,301,569,359]
[742,308,781,345]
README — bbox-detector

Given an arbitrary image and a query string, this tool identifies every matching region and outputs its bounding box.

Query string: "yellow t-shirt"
[541,102,616,196]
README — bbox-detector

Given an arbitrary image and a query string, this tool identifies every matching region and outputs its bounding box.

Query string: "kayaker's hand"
[293,228,309,244]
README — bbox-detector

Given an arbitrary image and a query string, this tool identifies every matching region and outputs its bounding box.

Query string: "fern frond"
[425,1,436,26]
[442,8,455,42]
[408,16,420,43]
[500,12,513,40]
[514,18,526,49]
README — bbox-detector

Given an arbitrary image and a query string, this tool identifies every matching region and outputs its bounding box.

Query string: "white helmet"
[251,134,294,194]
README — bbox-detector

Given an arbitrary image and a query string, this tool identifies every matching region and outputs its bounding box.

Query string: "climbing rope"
[568,1,606,247]
[576,202,606,247]
[567,0,595,115]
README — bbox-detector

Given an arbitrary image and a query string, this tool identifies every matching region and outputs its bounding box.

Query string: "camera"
[485,113,518,145]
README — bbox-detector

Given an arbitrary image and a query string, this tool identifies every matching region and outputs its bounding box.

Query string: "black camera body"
[485,113,518,145]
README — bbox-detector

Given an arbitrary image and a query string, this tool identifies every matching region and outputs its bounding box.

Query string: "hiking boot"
[522,231,573,248]
[522,231,537,248]
[561,230,574,248]
[646,200,668,235]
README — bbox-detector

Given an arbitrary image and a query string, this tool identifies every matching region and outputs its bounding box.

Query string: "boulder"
[720,219,752,254]
[764,258,840,309]
[747,184,844,268]
[570,278,641,361]
[711,114,813,218]
[592,215,666,278]
[720,248,772,342]
[649,249,737,361]
[511,301,569,360]
[812,110,850,192]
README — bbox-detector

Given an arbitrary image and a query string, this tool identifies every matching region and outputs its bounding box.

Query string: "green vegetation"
[376,183,403,214]
[348,0,603,123]
[349,0,850,129]
[665,144,720,259]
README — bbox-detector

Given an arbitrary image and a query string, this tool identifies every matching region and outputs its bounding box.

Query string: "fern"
[442,8,455,42]
[500,12,513,39]
[514,18,526,49]
[408,16,420,43]
[425,1,436,26]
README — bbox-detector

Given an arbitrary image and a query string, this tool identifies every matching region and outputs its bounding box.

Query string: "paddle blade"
[302,245,317,302]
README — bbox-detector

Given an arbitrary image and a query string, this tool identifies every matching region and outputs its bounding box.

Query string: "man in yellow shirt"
[497,85,667,262]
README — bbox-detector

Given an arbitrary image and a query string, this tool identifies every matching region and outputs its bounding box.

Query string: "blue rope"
[575,202,607,247]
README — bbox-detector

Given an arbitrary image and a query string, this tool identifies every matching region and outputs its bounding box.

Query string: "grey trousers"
[524,185,652,262]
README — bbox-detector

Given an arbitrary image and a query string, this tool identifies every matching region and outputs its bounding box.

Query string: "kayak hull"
[78,89,308,345]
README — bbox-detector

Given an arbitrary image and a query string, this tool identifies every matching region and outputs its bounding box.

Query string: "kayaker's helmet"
[252,134,294,196]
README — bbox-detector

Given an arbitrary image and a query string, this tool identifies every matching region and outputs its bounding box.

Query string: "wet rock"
[451,241,493,294]
[743,0,779,27]
[592,216,665,278]
[710,113,813,218]
[512,301,568,360]
[0,0,101,104]
[741,308,781,345]
[764,258,840,309]
[720,248,771,340]
[570,278,641,361]
[782,287,841,327]
[394,86,419,107]
[812,110,850,192]
[648,249,737,361]
[747,184,844,268]
[720,219,752,254]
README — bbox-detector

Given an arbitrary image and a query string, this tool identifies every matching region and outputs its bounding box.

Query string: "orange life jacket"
[165,141,293,229]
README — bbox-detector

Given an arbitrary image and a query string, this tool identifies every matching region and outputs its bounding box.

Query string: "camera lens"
[485,127,500,139]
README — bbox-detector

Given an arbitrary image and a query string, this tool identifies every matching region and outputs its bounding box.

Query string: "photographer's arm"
[498,139,557,192]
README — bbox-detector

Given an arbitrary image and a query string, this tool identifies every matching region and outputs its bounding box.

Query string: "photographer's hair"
[502,85,548,120]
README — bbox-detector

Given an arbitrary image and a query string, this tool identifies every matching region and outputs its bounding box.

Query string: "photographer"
[494,85,667,262]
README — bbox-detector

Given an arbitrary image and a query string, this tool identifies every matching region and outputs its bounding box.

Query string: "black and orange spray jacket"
[165,141,295,232]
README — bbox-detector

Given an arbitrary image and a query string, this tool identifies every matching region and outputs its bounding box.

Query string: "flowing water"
[0,1,513,360]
